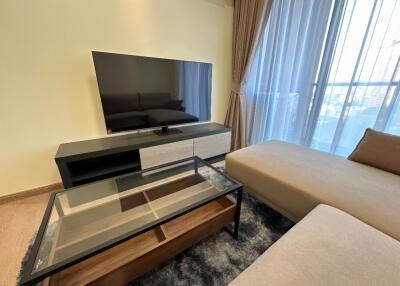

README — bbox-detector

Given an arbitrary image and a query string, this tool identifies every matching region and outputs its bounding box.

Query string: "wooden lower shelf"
[47,196,236,286]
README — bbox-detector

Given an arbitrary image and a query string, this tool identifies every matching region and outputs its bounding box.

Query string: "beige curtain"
[225,0,273,150]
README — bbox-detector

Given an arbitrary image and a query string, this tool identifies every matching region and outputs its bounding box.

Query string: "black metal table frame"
[20,156,243,286]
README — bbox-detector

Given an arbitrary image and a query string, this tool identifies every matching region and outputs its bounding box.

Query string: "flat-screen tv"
[92,51,212,134]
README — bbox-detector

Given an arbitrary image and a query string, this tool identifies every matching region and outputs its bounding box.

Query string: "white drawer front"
[193,132,231,159]
[139,139,194,169]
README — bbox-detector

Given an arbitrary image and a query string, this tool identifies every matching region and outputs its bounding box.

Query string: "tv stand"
[55,123,231,188]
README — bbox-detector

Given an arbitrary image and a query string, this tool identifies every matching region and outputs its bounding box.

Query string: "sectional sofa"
[226,140,400,285]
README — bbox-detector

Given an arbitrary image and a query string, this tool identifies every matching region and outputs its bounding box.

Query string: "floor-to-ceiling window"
[245,0,334,146]
[246,0,400,156]
[311,0,400,155]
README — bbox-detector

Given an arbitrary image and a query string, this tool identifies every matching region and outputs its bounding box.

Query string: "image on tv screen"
[92,51,212,133]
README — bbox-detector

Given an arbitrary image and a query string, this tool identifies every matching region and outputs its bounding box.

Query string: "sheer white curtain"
[311,0,400,155]
[246,0,400,156]
[245,0,334,145]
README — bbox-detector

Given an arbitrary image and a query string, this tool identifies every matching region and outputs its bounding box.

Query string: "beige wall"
[0,0,233,196]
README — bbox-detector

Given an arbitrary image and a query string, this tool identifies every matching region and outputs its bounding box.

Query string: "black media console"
[55,123,231,188]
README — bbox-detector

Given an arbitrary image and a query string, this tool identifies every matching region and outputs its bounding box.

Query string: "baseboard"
[0,156,226,205]
[0,182,64,204]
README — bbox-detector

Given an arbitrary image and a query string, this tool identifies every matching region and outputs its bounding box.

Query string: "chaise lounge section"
[226,140,400,241]
[226,139,400,285]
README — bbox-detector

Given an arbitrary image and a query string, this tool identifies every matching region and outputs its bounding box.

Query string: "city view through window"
[311,0,400,155]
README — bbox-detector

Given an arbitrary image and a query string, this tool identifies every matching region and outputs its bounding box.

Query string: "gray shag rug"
[20,192,293,286]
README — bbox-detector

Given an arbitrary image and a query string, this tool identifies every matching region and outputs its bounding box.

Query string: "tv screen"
[92,51,212,133]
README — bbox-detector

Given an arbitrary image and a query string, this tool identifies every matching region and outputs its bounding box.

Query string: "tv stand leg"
[161,126,169,134]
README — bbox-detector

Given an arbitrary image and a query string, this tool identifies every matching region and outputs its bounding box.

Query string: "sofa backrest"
[101,93,140,115]
[139,93,172,110]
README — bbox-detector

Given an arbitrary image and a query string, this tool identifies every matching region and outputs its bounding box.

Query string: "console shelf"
[68,150,141,184]
[71,162,140,184]
[55,123,231,188]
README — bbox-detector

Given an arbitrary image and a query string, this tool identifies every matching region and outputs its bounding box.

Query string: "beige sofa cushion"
[225,140,400,240]
[348,128,400,175]
[229,204,400,286]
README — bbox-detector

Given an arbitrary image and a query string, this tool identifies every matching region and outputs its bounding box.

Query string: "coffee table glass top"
[24,157,240,284]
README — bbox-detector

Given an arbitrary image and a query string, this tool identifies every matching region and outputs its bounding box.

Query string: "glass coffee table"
[21,156,242,286]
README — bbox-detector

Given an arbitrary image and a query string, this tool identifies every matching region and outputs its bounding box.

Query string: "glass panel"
[311,0,375,152]
[31,158,238,275]
[385,93,400,135]
[312,0,400,154]
[332,0,400,155]
[311,85,349,151]
[336,85,394,155]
